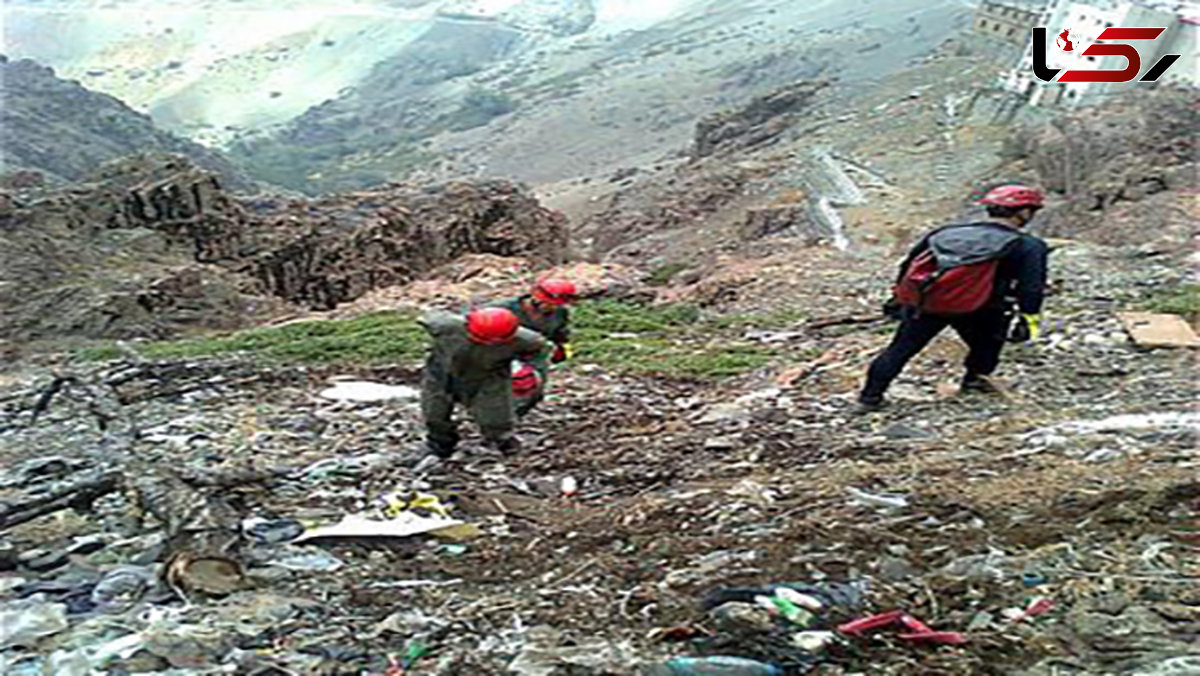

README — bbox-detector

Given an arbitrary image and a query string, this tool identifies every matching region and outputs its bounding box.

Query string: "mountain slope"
[0,57,253,190]
[1,0,697,149]
[230,0,974,193]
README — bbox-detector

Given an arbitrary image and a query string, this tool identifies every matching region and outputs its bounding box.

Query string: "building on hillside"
[975,1,1048,46]
[1003,0,1199,107]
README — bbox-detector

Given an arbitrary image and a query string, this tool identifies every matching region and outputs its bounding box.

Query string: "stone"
[877,556,918,581]
[881,422,935,440]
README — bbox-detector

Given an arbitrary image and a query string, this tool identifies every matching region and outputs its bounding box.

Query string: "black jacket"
[897,222,1049,315]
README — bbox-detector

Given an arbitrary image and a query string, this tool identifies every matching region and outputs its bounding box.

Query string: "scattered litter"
[265,546,345,572]
[1117,313,1200,348]
[371,608,447,638]
[650,655,782,675]
[704,582,864,614]
[317,381,420,402]
[1007,597,1055,623]
[0,599,69,648]
[966,612,994,631]
[560,476,578,498]
[791,631,836,653]
[90,566,155,613]
[508,628,639,675]
[429,522,483,541]
[838,610,966,645]
[757,591,816,627]
[387,641,431,673]
[1022,572,1048,588]
[1051,411,1200,434]
[242,517,306,544]
[847,486,909,510]
[295,512,465,542]
[377,491,454,519]
[704,436,739,450]
[164,554,245,596]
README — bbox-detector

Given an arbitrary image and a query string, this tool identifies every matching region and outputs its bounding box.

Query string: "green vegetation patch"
[79,300,781,379]
[1142,284,1200,322]
[436,87,518,133]
[645,262,689,287]
[570,300,773,379]
[79,311,426,366]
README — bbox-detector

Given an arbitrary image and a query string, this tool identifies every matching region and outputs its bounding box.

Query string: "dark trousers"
[861,308,1012,400]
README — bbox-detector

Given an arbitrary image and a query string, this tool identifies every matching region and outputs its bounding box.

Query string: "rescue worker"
[417,307,547,458]
[493,278,578,416]
[858,185,1049,412]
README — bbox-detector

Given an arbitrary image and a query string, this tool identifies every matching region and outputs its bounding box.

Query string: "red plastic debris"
[384,655,405,676]
[1010,597,1056,623]
[837,610,967,645]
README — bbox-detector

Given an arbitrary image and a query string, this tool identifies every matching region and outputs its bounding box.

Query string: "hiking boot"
[960,374,1000,394]
[408,439,454,469]
[856,394,888,413]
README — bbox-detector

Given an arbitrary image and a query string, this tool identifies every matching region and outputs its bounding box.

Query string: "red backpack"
[894,224,1020,316]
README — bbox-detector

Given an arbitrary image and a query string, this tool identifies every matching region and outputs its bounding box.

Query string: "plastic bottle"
[753,593,815,627]
[773,586,823,611]
[659,656,782,675]
[561,476,578,497]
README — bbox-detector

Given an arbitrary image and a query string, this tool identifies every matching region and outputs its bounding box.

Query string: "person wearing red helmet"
[858,184,1049,412]
[493,278,579,416]
[417,307,547,458]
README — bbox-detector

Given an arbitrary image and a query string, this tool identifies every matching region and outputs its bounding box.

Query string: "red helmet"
[466,308,520,345]
[531,278,578,306]
[979,185,1044,208]
[512,363,541,397]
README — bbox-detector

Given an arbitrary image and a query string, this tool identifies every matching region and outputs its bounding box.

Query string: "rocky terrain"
[0,3,1197,675]
[0,180,1195,674]
[0,153,566,346]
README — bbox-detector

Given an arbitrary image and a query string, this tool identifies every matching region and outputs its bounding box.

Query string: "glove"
[1009,313,1042,343]
[512,362,542,397]
[551,342,574,363]
[882,297,905,321]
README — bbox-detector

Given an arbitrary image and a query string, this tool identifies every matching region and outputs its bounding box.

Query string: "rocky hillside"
[5,0,979,195]
[0,7,1196,675]
[0,154,567,346]
[0,57,252,190]
[0,89,1195,674]
[232,0,976,193]
[3,0,694,150]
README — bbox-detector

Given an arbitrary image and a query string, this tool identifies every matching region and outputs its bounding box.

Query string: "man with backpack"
[858,185,1049,412]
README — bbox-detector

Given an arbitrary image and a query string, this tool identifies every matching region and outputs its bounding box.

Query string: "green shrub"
[79,300,782,379]
[1143,284,1200,321]
[570,300,769,378]
[80,311,426,366]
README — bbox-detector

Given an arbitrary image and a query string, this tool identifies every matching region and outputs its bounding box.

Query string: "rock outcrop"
[0,155,568,342]
[692,81,829,159]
